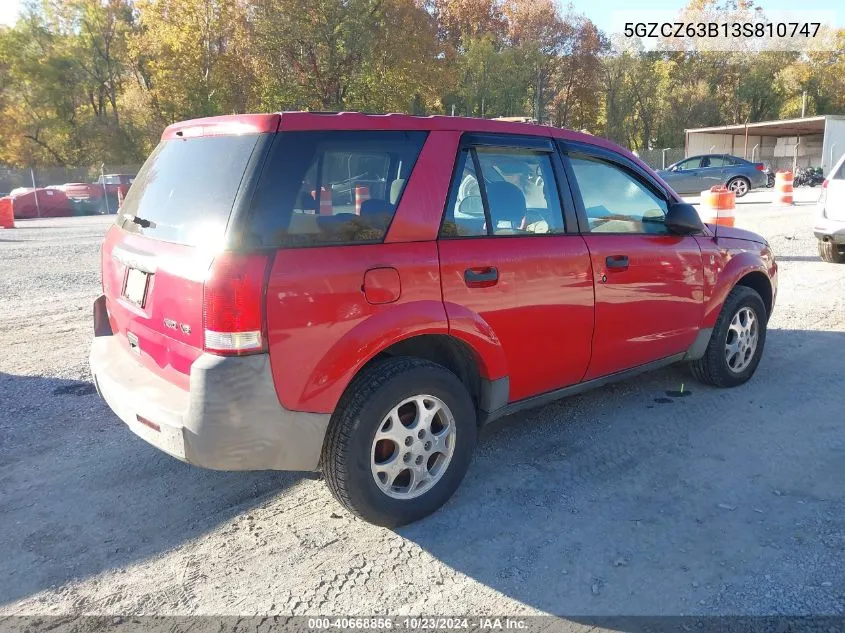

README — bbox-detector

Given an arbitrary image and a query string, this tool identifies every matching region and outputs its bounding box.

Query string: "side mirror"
[665,202,704,235]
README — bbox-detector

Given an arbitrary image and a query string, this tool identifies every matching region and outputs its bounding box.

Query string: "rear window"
[243,131,427,248]
[116,134,261,246]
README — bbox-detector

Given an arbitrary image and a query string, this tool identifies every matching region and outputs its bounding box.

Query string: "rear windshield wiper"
[128,215,154,228]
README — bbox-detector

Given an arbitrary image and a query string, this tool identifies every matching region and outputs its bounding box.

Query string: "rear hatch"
[101,118,274,390]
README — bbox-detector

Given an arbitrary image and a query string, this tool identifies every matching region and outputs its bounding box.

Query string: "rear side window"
[440,148,565,237]
[244,131,427,248]
[835,159,845,180]
[117,134,261,246]
[700,156,727,168]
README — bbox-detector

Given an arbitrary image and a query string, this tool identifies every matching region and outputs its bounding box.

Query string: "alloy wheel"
[370,395,456,500]
[725,306,758,373]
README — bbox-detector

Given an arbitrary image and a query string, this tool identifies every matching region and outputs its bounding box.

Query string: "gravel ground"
[1,191,843,618]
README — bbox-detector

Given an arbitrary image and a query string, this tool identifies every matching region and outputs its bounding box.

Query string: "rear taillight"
[203,252,272,356]
[755,164,765,171]
[822,179,829,188]
[819,180,828,206]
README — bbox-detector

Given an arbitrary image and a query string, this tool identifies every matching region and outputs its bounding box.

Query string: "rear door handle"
[464,266,498,288]
[605,255,629,270]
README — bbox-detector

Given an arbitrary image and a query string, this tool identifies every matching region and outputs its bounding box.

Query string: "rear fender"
[443,302,509,380]
[297,301,509,413]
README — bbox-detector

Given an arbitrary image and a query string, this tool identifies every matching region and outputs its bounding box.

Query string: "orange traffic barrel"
[0,197,14,228]
[310,187,333,215]
[355,185,370,215]
[774,170,793,205]
[699,185,736,227]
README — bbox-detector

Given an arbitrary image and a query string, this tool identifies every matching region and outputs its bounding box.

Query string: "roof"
[686,115,845,137]
[158,111,666,191]
[161,111,606,150]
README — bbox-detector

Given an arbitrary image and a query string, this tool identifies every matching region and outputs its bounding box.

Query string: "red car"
[89,112,777,526]
[5,187,72,219]
[61,174,135,212]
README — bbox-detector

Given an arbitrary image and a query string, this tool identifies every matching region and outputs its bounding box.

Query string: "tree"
[130,0,253,122]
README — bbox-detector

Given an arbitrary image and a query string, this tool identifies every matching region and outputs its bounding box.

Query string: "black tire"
[726,176,751,198]
[818,240,845,264]
[321,357,477,527]
[689,285,767,388]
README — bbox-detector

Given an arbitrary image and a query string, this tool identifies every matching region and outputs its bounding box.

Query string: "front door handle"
[464,266,498,288]
[605,255,629,270]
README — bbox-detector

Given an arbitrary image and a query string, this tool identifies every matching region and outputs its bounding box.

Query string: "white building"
[684,115,845,174]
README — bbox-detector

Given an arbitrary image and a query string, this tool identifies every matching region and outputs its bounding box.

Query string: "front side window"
[675,157,701,170]
[245,131,427,248]
[569,156,669,235]
[441,147,565,237]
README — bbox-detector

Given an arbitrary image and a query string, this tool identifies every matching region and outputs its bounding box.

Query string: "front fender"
[702,248,772,329]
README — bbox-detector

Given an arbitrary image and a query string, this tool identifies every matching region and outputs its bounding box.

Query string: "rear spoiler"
[162,114,281,140]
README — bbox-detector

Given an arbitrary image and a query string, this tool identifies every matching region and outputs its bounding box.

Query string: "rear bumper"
[749,172,768,189]
[89,299,330,471]
[814,215,845,244]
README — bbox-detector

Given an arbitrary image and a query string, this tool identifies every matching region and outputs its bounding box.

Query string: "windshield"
[117,134,261,247]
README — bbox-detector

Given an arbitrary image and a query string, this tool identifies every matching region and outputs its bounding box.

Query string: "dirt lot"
[1,190,844,617]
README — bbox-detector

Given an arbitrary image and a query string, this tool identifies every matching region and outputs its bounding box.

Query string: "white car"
[815,153,845,263]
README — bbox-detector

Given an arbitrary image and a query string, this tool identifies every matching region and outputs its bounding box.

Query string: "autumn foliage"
[0,0,843,167]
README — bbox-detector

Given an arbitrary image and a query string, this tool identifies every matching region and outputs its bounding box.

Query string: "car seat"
[485,181,526,234]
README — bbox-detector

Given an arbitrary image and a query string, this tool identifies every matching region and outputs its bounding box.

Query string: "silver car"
[657,154,768,198]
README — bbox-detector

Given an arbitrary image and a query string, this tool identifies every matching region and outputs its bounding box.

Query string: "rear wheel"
[689,285,767,387]
[726,176,750,198]
[818,240,845,264]
[322,357,477,527]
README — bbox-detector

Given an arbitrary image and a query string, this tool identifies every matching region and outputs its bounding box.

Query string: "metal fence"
[0,165,141,197]
[636,148,686,170]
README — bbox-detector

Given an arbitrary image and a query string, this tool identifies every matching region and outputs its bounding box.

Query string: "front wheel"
[689,285,767,387]
[727,176,750,198]
[321,357,477,527]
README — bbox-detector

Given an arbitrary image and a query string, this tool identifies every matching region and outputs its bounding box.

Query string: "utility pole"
[795,91,807,174]
[101,163,110,215]
[30,168,41,218]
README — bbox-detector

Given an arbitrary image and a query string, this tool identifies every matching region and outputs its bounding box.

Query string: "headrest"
[485,181,526,226]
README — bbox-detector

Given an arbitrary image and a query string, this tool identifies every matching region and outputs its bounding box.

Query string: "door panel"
[439,237,595,401]
[563,149,705,380]
[698,156,728,190]
[439,142,594,403]
[582,234,704,379]
[669,157,701,192]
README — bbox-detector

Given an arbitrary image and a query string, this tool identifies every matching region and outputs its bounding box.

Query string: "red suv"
[90,112,777,526]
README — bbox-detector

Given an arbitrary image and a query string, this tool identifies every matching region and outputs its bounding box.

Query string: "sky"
[0,0,840,30]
